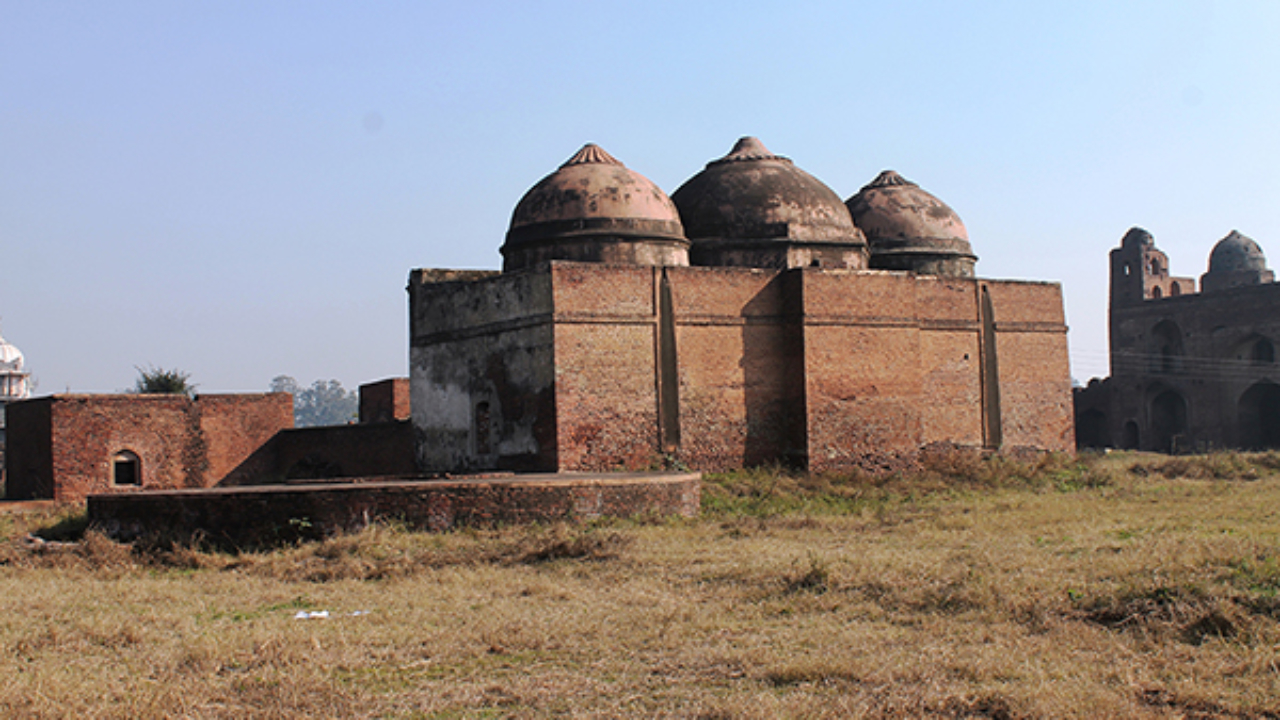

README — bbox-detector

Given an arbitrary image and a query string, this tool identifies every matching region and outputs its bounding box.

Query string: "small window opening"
[1152,286,1162,299]
[1171,284,1181,297]
[1150,259,1162,275]
[113,451,140,486]
[1123,262,1132,277]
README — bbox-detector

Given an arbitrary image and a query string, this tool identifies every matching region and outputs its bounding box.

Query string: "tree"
[133,366,196,397]
[270,375,358,427]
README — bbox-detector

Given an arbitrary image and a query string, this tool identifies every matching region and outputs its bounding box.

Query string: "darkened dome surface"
[1201,230,1274,293]
[502,144,688,271]
[1121,226,1155,249]
[845,170,976,277]
[1208,230,1268,274]
[671,137,867,269]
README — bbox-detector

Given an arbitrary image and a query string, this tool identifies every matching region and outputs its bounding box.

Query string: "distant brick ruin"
[1076,227,1280,452]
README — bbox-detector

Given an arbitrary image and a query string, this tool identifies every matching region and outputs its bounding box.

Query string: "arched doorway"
[1077,409,1109,449]
[1122,421,1140,450]
[1151,390,1187,453]
[1239,381,1280,449]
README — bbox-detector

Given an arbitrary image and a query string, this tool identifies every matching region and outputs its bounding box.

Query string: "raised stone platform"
[87,472,701,547]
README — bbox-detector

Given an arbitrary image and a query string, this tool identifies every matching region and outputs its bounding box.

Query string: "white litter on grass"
[292,610,370,619]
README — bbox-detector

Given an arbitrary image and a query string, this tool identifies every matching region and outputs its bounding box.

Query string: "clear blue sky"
[3,1,1279,393]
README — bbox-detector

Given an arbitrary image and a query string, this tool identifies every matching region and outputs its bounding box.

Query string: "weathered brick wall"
[5,398,53,499]
[51,395,203,503]
[670,267,805,469]
[409,262,1073,475]
[359,378,410,424]
[803,271,929,471]
[4,394,293,503]
[89,472,702,547]
[552,264,661,471]
[194,393,294,486]
[914,278,984,448]
[271,421,415,481]
[409,268,557,473]
[984,280,1074,452]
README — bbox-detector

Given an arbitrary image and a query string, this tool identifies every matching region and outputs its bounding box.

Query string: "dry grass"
[2,451,1280,718]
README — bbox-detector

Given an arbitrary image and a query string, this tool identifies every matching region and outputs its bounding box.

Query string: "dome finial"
[863,170,917,190]
[560,143,623,168]
[709,136,790,166]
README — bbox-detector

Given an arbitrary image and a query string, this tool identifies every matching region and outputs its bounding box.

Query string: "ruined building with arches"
[1075,227,1280,452]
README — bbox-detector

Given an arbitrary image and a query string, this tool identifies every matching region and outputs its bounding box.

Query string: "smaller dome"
[846,170,976,277]
[671,137,867,269]
[1121,226,1155,249]
[502,144,688,271]
[1208,230,1268,274]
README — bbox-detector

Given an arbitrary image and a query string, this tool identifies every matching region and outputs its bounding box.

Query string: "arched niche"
[1150,389,1187,453]
[1149,320,1184,374]
[1239,381,1280,449]
[1076,409,1109,449]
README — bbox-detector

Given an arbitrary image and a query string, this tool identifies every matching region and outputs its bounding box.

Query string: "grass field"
[2,451,1279,718]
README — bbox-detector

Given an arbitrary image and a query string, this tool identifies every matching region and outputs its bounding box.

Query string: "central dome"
[845,170,976,277]
[502,144,689,271]
[671,137,867,269]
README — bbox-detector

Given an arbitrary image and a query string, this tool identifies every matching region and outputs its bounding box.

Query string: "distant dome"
[845,170,976,277]
[502,144,689,271]
[1121,226,1155,249]
[1201,230,1274,293]
[0,332,30,403]
[1208,230,1268,274]
[671,137,867,269]
[0,337,22,369]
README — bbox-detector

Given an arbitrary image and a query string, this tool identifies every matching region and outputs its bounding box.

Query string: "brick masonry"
[410,261,1074,475]
[6,393,293,503]
[88,472,702,547]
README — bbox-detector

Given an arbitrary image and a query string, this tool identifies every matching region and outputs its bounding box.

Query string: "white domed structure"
[0,332,30,403]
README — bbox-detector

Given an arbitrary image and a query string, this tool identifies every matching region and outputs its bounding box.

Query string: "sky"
[3,1,1279,394]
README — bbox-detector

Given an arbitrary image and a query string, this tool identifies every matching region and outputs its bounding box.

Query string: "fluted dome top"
[671,137,864,248]
[1207,230,1268,275]
[503,144,685,255]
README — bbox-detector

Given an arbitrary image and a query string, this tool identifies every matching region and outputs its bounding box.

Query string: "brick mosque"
[6,137,1076,533]
[410,137,1073,474]
[1075,227,1280,452]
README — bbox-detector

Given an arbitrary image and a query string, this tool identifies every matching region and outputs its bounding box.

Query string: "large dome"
[501,144,689,271]
[845,170,976,277]
[1201,230,1274,293]
[671,137,867,269]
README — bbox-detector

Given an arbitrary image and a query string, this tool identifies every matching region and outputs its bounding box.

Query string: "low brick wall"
[88,472,701,548]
